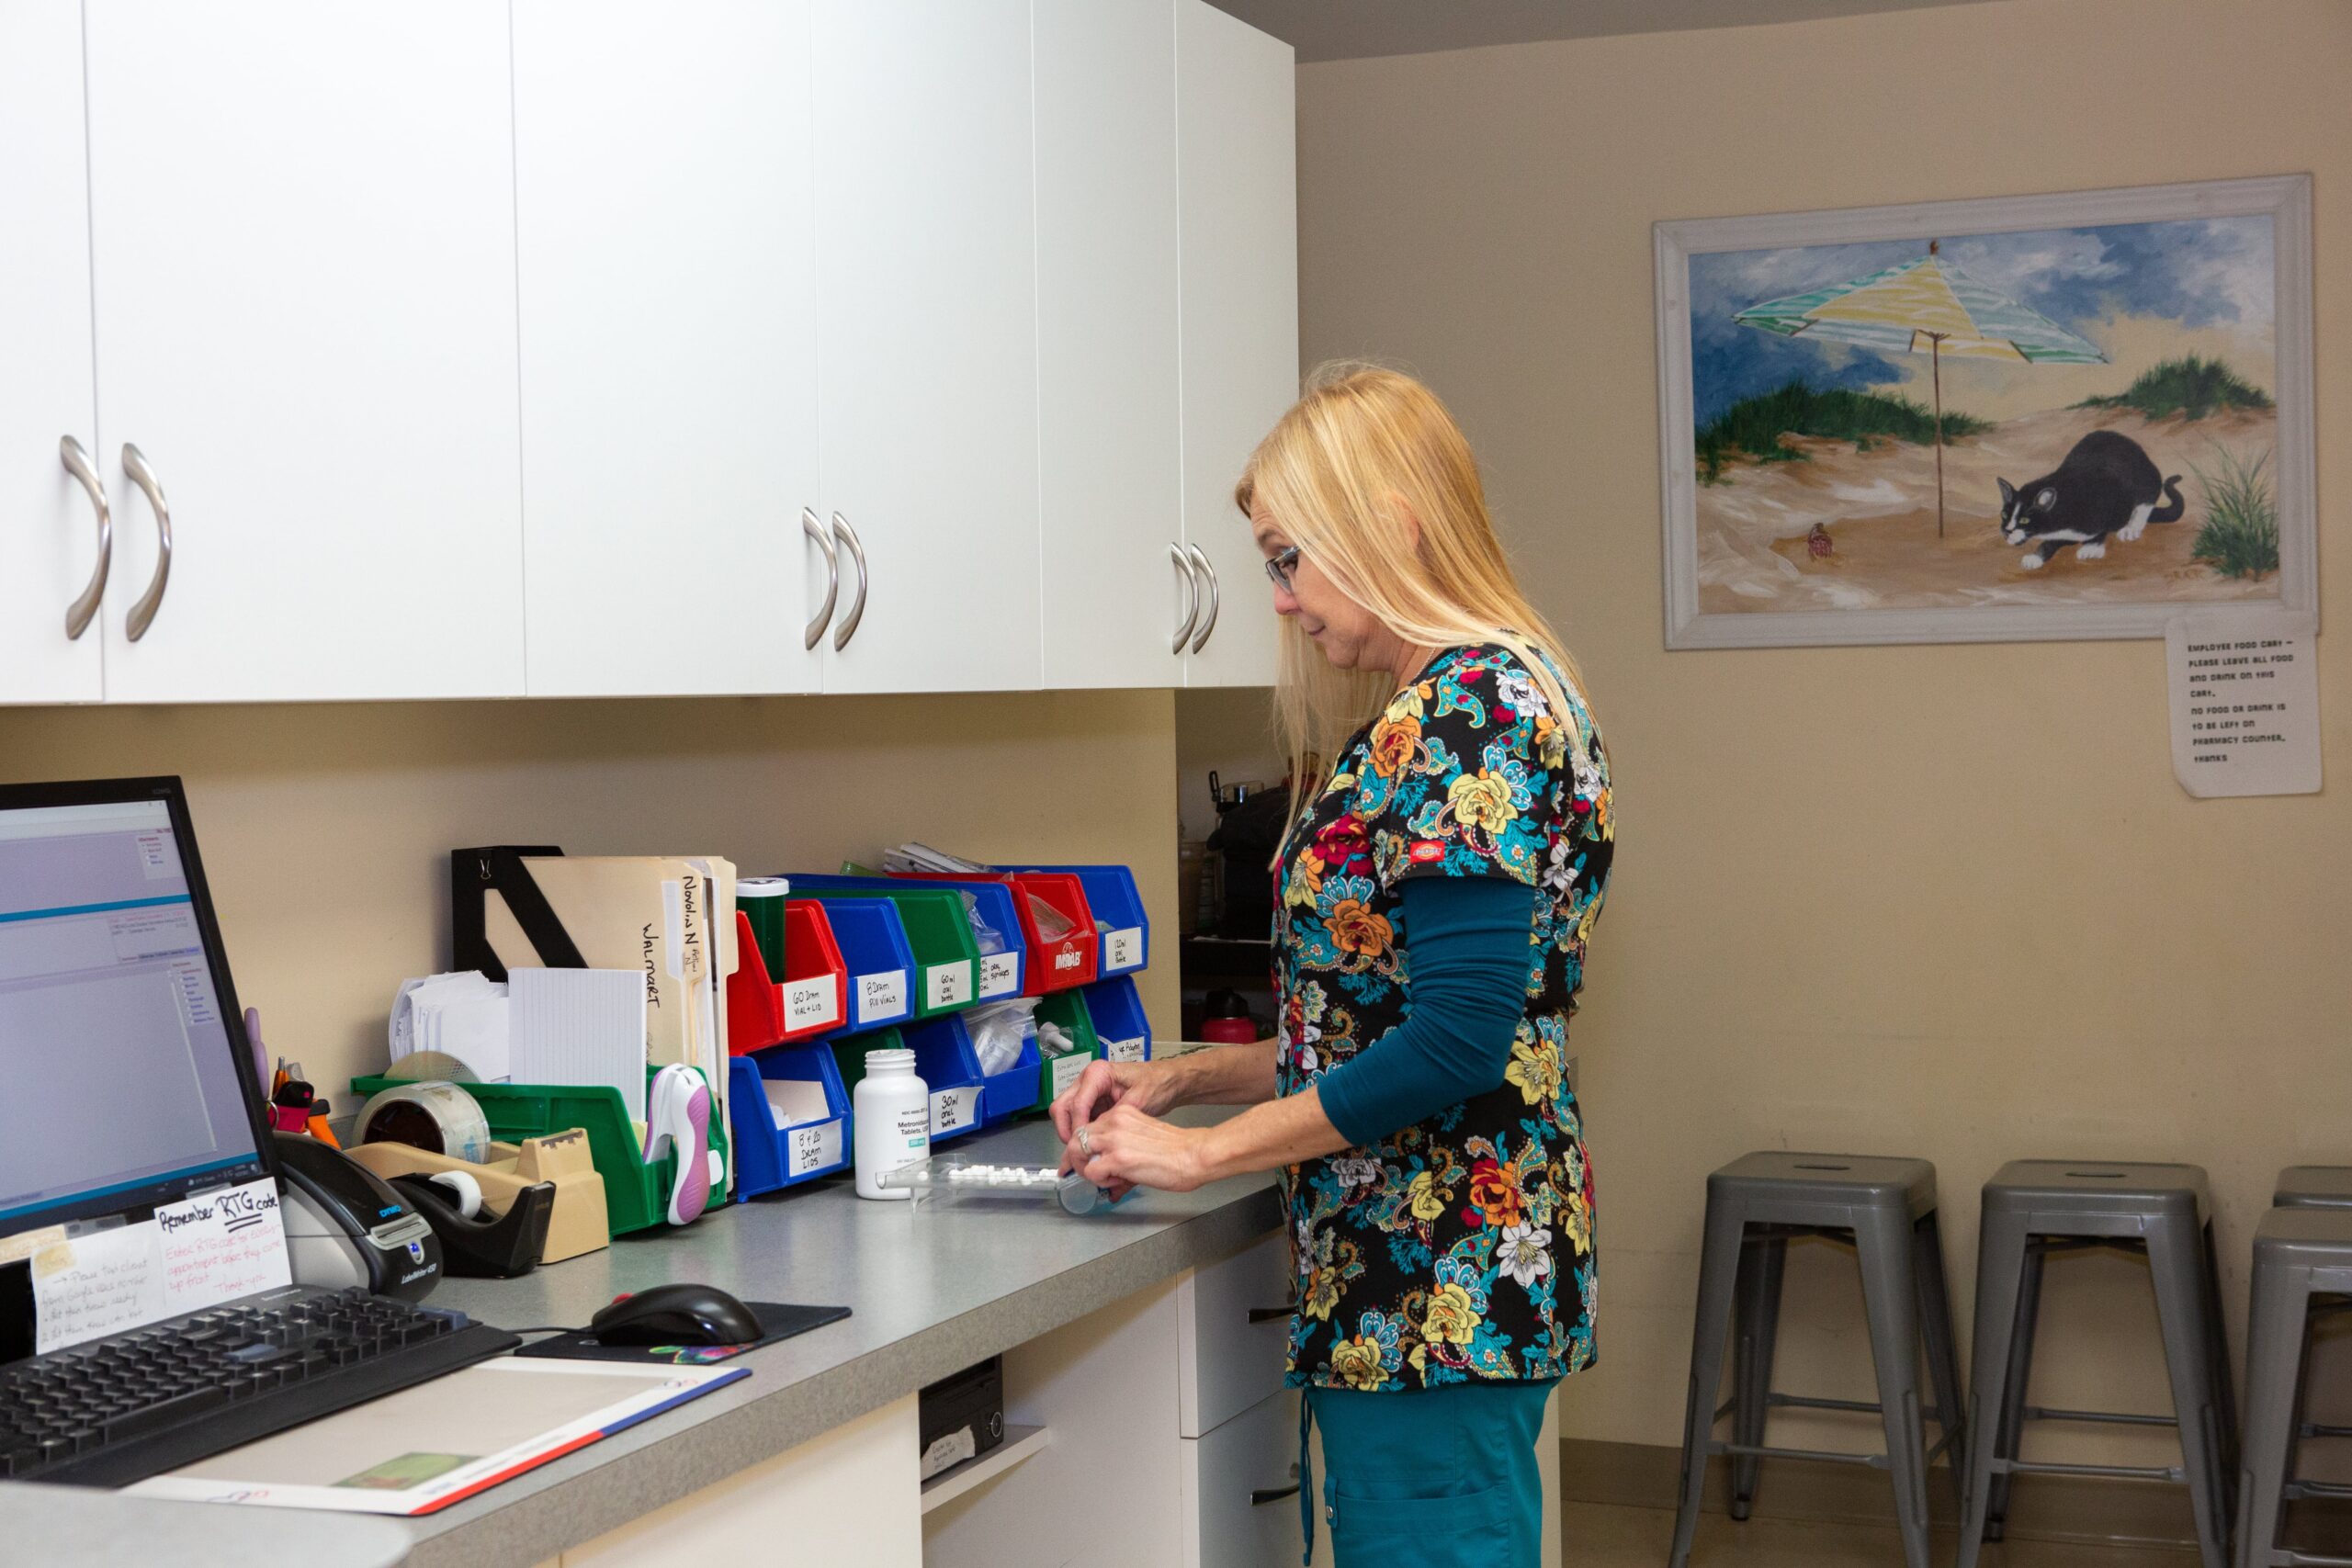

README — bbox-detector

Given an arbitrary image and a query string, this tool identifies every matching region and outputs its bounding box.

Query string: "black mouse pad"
[511,1302,852,1366]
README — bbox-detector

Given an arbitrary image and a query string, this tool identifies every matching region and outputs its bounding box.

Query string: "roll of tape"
[355,1079,492,1166]
[427,1169,485,1220]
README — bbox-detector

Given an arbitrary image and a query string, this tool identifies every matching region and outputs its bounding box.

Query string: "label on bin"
[930,1085,977,1136]
[788,1119,843,1178]
[1048,1052,1092,1100]
[926,964,972,1010]
[857,969,908,1026]
[978,953,1020,998]
[1103,1036,1147,1064]
[1103,927,1143,971]
[785,976,837,1032]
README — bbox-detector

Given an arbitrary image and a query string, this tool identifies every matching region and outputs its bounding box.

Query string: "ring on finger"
[1077,1125,1094,1157]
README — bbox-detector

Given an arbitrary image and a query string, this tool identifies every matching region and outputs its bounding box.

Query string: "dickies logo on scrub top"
[1408,840,1446,864]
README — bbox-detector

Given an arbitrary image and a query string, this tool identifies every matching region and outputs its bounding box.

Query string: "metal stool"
[2275,1168,2352,1210]
[1957,1161,2238,1568]
[1668,1152,1966,1568]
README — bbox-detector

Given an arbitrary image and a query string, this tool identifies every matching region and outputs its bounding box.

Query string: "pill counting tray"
[873,1154,1119,1215]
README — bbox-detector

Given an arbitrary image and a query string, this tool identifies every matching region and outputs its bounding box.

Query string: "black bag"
[1205,785,1290,941]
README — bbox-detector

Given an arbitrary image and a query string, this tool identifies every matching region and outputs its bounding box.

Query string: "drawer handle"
[1250,1481,1301,1506]
[1246,1302,1296,1324]
[800,506,837,650]
[830,512,867,651]
[121,443,173,642]
[1185,543,1219,652]
[1170,542,1198,654]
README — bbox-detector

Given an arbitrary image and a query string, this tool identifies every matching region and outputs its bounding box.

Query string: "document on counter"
[128,1359,749,1516]
[2165,611,2321,797]
[29,1178,288,1353]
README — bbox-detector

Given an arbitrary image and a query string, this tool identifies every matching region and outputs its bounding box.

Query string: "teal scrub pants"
[1302,1380,1555,1567]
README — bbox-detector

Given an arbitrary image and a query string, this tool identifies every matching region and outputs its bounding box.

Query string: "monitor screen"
[0,780,272,1238]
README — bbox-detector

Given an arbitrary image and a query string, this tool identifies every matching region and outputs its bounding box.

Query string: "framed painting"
[1654,175,2314,649]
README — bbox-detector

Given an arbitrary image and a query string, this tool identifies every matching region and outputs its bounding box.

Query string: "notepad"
[508,967,648,1124]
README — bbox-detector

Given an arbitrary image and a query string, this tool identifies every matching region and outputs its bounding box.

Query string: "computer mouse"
[589,1283,763,1347]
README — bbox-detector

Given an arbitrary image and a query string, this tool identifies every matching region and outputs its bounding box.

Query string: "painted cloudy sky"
[1687,215,2277,428]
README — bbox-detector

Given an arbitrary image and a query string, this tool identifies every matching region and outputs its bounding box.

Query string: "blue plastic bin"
[906,1010,1036,1131]
[1080,973,1153,1064]
[811,897,918,1034]
[727,1046,852,1199]
[790,872,1027,1001]
[1007,863,1148,978]
[838,1020,989,1144]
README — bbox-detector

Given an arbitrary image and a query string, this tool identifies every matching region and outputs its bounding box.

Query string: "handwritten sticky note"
[34,1224,166,1353]
[157,1179,291,1314]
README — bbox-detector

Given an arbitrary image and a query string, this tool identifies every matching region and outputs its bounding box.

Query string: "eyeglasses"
[1263,546,1301,592]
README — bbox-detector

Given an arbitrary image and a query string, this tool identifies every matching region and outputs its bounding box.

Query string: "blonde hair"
[1238,362,1591,799]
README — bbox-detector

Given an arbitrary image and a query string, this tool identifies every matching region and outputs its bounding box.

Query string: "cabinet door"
[0,0,104,704]
[1182,1390,1314,1568]
[815,0,1040,694]
[1035,0,1187,689]
[84,0,525,703]
[1176,0,1295,688]
[514,0,822,697]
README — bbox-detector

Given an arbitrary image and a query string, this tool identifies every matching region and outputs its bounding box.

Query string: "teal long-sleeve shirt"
[1314,874,1543,1148]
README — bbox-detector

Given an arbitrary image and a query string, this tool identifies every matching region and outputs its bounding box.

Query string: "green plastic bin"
[349,1066,729,1238]
[1032,989,1102,1117]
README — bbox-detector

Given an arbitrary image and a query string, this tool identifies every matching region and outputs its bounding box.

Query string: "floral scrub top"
[1274,642,1611,1393]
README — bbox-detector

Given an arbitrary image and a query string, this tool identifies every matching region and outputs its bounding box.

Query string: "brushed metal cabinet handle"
[1170,541,1198,655]
[60,434,111,640]
[1186,543,1218,653]
[801,505,838,651]
[120,443,173,643]
[831,513,867,652]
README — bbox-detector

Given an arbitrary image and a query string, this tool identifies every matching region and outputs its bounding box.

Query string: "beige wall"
[0,691,1180,1105]
[1298,0,2352,1465]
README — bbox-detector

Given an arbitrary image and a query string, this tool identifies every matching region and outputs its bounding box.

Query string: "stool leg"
[1956,1206,2032,1568]
[2201,1220,2243,1510]
[2235,1255,2311,1568]
[2150,1218,2233,1568]
[1984,1234,2046,1540]
[1728,1233,1787,1521]
[1913,1209,1969,1515]
[1670,1199,1748,1568]
[1855,1203,1934,1568]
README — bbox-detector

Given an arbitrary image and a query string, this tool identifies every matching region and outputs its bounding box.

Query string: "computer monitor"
[0,777,276,1243]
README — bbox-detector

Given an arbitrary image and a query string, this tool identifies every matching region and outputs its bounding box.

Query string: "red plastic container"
[725,901,848,1055]
[891,871,1098,994]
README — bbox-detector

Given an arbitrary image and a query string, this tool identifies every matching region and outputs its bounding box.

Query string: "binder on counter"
[451,846,739,1193]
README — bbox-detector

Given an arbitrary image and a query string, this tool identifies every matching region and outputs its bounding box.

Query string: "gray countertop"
[2,1484,413,1568]
[410,1109,1278,1567]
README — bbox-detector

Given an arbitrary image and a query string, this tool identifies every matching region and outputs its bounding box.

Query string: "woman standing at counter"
[1053,365,1611,1566]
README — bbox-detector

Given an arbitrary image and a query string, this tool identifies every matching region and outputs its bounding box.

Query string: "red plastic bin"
[726,901,848,1055]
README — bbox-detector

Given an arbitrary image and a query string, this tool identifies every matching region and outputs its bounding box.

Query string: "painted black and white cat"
[1996,430,2185,569]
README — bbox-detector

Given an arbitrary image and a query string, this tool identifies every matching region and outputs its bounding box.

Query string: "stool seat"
[1984,1159,2211,1225]
[2238,1205,2352,1566]
[1709,1151,1939,1219]
[2272,1165,2352,1210]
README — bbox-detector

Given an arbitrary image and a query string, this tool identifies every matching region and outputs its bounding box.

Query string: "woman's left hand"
[1062,1102,1215,1194]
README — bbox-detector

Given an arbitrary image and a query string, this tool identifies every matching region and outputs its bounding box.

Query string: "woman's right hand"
[1051,1058,1175,1149]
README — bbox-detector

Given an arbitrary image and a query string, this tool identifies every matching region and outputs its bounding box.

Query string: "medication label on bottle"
[785,977,836,1032]
[1103,1036,1147,1064]
[926,964,972,1010]
[978,953,1020,998]
[930,1086,977,1136]
[857,969,908,1027]
[789,1119,843,1178]
[1103,927,1144,971]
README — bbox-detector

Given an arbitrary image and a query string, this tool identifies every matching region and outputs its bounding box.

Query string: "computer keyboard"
[1,1284,519,1486]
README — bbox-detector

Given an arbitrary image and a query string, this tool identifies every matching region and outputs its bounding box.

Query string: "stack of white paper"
[508,967,650,1125]
[389,972,512,1081]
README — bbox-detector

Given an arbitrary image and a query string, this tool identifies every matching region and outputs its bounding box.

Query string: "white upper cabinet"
[814,0,1042,694]
[1035,0,1187,690]
[513,0,823,697]
[83,0,526,703]
[0,0,104,705]
[1177,0,1296,688]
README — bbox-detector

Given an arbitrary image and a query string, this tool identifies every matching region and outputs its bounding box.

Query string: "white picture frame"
[1653,175,2315,650]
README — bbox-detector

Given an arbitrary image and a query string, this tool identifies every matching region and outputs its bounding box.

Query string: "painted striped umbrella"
[1734,240,2106,536]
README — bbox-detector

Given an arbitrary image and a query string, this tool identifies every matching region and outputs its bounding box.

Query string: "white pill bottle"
[854,1046,932,1200]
